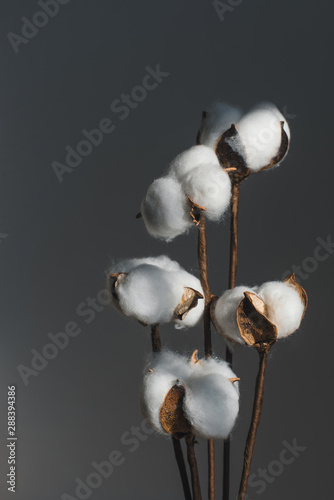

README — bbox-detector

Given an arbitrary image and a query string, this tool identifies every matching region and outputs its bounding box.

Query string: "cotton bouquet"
[106,102,307,500]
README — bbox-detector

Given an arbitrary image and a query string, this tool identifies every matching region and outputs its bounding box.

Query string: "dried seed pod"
[237,292,277,350]
[159,383,192,437]
[173,287,204,321]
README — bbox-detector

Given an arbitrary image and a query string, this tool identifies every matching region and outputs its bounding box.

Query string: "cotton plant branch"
[197,211,215,500]
[112,101,305,500]
[186,433,203,500]
[211,279,307,500]
[237,345,269,500]
[151,324,162,353]
[216,142,249,500]
[173,437,193,500]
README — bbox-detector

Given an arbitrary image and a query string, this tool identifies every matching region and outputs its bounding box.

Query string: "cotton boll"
[180,163,231,221]
[141,176,193,241]
[213,286,257,344]
[184,372,239,439]
[116,264,178,325]
[108,257,204,327]
[199,102,243,149]
[232,103,289,172]
[169,145,220,181]
[257,281,304,338]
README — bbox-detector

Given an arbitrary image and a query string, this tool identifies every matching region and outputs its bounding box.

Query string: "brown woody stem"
[198,213,215,499]
[172,437,193,500]
[151,324,162,353]
[186,434,203,500]
[223,180,241,500]
[237,348,269,500]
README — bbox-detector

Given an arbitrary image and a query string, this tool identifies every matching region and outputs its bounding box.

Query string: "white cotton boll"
[109,257,204,327]
[199,102,243,149]
[233,103,288,172]
[213,286,257,344]
[169,145,220,181]
[141,176,193,241]
[141,351,193,434]
[257,281,304,338]
[116,264,178,325]
[180,163,231,221]
[184,372,239,439]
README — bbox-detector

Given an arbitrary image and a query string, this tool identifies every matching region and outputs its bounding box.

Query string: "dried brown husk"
[284,273,308,318]
[173,287,204,322]
[159,383,192,437]
[237,291,277,351]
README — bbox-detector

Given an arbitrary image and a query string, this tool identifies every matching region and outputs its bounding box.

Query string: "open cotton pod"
[107,256,204,328]
[215,102,290,176]
[141,350,240,439]
[211,274,307,350]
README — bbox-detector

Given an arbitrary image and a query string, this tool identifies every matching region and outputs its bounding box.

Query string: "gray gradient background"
[0,0,333,499]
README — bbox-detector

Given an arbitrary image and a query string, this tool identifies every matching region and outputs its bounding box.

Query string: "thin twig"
[223,180,241,500]
[151,324,162,353]
[198,214,215,499]
[172,437,193,500]
[237,348,269,500]
[186,434,203,500]
[198,213,212,357]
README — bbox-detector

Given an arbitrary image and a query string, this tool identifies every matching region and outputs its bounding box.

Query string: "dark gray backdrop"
[0,0,333,499]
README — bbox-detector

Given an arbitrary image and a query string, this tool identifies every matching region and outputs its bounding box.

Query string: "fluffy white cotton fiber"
[141,176,193,241]
[169,145,231,220]
[257,281,304,339]
[141,351,192,434]
[169,145,220,180]
[108,256,204,328]
[141,351,240,438]
[230,102,290,172]
[213,280,305,344]
[198,102,243,149]
[109,255,182,275]
[180,163,231,221]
